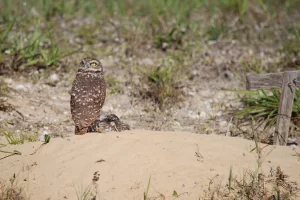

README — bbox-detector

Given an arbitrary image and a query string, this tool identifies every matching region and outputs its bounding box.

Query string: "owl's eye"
[90,62,98,67]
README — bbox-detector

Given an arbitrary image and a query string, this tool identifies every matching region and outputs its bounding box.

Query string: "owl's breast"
[71,73,106,110]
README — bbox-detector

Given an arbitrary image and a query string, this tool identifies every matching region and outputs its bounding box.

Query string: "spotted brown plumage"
[88,114,130,133]
[70,57,106,135]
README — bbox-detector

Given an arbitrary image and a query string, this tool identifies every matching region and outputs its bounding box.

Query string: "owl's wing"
[70,90,76,117]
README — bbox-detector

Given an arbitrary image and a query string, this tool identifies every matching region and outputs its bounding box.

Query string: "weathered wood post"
[246,70,300,146]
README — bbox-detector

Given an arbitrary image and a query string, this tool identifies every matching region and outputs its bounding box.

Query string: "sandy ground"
[0,130,299,200]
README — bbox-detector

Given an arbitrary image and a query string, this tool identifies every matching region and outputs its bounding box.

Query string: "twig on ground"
[0,150,21,160]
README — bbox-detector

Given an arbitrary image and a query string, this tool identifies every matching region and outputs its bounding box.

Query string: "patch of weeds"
[137,57,185,110]
[73,171,100,200]
[41,0,71,20]
[102,0,201,24]
[217,0,249,21]
[0,0,14,22]
[202,135,298,199]
[154,27,187,51]
[76,25,98,45]
[0,174,27,200]
[205,23,227,41]
[40,43,61,66]
[0,128,38,145]
[235,89,300,129]
[105,76,121,94]
[2,131,20,145]
[0,20,67,72]
[0,19,15,49]
[282,24,300,67]
[16,22,62,68]
[241,59,265,74]
[74,183,94,200]
[0,19,15,67]
[0,80,9,97]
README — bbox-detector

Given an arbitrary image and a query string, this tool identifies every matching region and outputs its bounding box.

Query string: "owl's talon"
[96,127,105,133]
[78,127,88,135]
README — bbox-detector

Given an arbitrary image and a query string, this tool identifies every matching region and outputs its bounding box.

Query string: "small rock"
[219,120,227,127]
[46,74,60,86]
[15,84,28,92]
[49,74,59,82]
[39,131,49,142]
[199,112,207,119]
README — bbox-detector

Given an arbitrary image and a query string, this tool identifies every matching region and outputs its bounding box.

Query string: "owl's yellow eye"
[90,62,98,67]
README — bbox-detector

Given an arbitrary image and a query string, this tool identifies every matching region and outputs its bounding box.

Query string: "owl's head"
[78,57,103,73]
[99,114,120,122]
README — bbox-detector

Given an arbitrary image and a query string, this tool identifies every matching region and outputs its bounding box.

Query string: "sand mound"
[0,130,299,200]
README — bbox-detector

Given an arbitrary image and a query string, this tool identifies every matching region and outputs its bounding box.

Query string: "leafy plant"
[44,134,51,144]
[236,89,300,128]
[172,190,178,197]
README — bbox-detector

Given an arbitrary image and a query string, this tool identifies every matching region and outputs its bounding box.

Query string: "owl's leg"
[75,126,88,135]
[75,126,80,135]
[79,127,88,135]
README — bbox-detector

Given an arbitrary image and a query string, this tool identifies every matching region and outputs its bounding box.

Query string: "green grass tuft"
[235,89,300,128]
[0,128,38,145]
[137,57,185,110]
[74,183,93,200]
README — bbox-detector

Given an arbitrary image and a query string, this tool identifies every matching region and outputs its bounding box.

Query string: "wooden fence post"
[246,70,300,146]
[274,71,298,145]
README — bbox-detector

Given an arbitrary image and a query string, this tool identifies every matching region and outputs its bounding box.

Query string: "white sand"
[0,130,299,200]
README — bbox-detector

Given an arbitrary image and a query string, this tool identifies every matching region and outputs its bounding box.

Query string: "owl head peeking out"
[78,57,103,73]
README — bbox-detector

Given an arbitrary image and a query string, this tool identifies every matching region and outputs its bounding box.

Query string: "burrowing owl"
[88,114,130,133]
[70,57,106,135]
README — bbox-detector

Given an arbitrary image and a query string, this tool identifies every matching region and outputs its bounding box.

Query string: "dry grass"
[202,166,299,200]
[201,134,300,200]
[0,175,27,200]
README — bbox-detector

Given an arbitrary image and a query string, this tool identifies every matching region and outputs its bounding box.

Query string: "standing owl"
[70,57,106,135]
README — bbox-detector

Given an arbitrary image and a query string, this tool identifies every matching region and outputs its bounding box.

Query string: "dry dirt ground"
[0,49,240,139]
